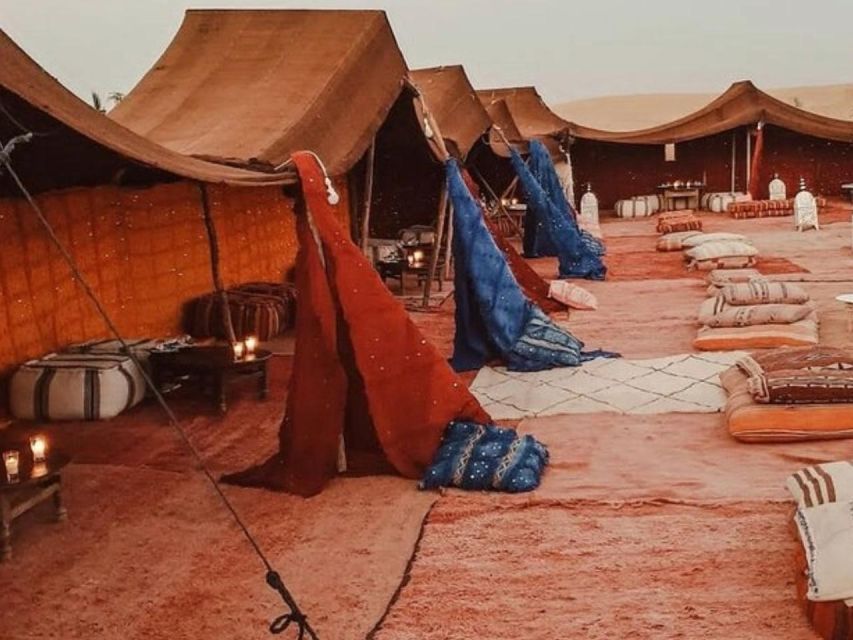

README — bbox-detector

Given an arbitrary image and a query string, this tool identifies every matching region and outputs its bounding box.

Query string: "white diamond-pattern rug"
[471,352,746,419]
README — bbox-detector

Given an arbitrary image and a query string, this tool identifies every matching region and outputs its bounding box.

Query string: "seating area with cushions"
[728,196,827,219]
[655,210,703,234]
[700,191,750,213]
[188,281,297,341]
[720,347,853,443]
[694,279,819,351]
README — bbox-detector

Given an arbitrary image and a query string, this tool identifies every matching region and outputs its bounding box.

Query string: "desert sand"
[555,83,853,131]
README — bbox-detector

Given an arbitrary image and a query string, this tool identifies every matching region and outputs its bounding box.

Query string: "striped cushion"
[690,255,758,271]
[749,369,853,404]
[787,461,853,508]
[190,283,297,341]
[685,240,759,263]
[721,281,809,306]
[10,353,146,421]
[681,232,750,248]
[656,231,704,252]
[706,268,763,287]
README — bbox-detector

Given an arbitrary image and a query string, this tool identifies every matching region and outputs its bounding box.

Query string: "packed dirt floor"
[2,203,853,639]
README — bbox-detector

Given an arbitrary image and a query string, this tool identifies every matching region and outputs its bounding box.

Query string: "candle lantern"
[244,336,258,355]
[30,435,47,462]
[3,450,19,480]
[232,342,245,360]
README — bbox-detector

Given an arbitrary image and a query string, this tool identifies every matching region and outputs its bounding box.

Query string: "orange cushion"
[694,317,819,351]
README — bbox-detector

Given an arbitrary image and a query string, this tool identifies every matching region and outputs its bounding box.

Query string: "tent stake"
[422,182,448,307]
[359,140,376,254]
[198,183,237,343]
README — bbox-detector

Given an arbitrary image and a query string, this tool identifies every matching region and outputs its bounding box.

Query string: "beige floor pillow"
[721,281,809,306]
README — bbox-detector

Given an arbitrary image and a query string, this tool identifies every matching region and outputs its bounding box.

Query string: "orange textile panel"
[0,182,232,374]
[208,177,349,286]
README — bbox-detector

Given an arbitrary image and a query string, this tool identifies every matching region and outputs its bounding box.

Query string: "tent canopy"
[569,81,853,144]
[0,28,295,194]
[111,9,409,176]
[409,65,492,159]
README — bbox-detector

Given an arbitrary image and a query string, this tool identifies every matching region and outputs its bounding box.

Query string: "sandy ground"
[555,84,853,130]
[2,203,853,639]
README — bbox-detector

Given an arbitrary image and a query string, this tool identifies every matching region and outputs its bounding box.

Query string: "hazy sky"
[3,0,852,105]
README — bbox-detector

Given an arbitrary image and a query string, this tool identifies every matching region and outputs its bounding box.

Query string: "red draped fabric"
[460,169,566,314]
[748,125,765,199]
[225,152,490,496]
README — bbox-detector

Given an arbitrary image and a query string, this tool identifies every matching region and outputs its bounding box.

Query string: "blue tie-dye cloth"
[419,421,549,493]
[447,160,619,373]
[512,145,606,280]
[528,140,607,258]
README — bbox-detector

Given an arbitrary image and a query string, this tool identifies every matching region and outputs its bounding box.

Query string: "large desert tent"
[110,9,408,177]
[478,86,572,153]
[564,81,853,207]
[111,9,457,244]
[0,28,310,374]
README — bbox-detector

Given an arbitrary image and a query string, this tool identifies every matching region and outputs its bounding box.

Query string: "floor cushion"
[707,268,764,287]
[685,240,759,264]
[694,315,819,351]
[690,254,758,272]
[656,231,704,252]
[548,281,598,310]
[10,353,146,421]
[657,211,703,235]
[749,369,853,404]
[725,379,853,442]
[681,232,751,248]
[615,198,651,218]
[795,500,853,601]
[706,303,814,328]
[720,281,809,306]
[190,282,297,341]
[787,461,853,508]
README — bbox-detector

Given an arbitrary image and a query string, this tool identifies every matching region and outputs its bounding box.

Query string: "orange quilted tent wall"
[0,178,350,375]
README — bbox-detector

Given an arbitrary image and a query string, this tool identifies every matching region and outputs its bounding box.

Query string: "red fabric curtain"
[225,152,489,496]
[748,125,765,199]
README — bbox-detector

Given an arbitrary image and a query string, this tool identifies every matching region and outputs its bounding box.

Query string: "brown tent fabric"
[225,151,490,496]
[0,29,294,188]
[570,81,853,144]
[111,10,408,176]
[483,99,528,157]
[409,66,492,159]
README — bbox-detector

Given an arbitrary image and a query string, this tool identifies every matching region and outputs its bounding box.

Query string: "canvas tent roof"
[478,86,570,142]
[111,9,409,176]
[0,28,294,192]
[409,66,492,159]
[569,81,853,144]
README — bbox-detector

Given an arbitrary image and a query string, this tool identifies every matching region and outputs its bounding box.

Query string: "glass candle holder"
[232,342,245,360]
[244,336,258,355]
[30,435,47,462]
[3,450,20,480]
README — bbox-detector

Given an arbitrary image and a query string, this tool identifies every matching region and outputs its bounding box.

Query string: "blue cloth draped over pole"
[510,144,607,280]
[528,140,606,258]
[447,159,618,372]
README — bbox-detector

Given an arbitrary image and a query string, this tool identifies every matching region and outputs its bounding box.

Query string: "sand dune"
[555,83,853,131]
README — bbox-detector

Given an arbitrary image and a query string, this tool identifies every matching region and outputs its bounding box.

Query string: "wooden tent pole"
[443,202,455,281]
[359,140,376,253]
[745,127,752,192]
[730,131,737,192]
[422,182,449,307]
[198,183,236,343]
[472,167,524,238]
[500,176,520,201]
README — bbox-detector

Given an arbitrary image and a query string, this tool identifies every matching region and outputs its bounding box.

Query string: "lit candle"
[511,198,519,206]
[3,450,19,478]
[412,250,425,266]
[244,336,258,355]
[232,342,245,360]
[30,435,47,462]
[31,461,48,478]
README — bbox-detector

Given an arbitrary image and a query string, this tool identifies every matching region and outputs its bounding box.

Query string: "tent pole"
[730,131,737,192]
[422,182,449,308]
[443,202,455,281]
[197,183,237,343]
[359,140,376,253]
[472,167,524,238]
[745,127,751,193]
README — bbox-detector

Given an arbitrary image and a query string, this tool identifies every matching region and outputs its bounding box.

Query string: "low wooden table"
[1,447,70,561]
[661,187,701,211]
[150,346,272,414]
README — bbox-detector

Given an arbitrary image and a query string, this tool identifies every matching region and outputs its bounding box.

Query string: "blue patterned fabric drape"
[511,144,606,280]
[447,160,617,372]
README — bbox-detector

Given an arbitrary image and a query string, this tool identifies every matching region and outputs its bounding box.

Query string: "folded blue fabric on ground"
[420,421,550,493]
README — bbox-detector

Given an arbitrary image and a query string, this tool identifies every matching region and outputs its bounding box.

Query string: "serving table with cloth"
[1,445,70,561]
[658,184,703,211]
